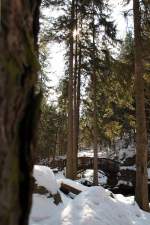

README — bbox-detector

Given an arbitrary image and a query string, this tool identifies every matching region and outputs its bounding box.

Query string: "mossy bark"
[0,0,41,224]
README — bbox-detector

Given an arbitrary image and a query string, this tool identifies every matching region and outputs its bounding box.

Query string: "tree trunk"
[92,72,98,186]
[0,1,41,224]
[66,0,75,179]
[133,0,149,211]
[73,29,78,179]
[72,0,80,178]
[75,42,82,169]
[75,14,83,172]
[92,5,98,186]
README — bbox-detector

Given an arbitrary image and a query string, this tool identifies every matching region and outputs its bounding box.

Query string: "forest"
[0,0,150,225]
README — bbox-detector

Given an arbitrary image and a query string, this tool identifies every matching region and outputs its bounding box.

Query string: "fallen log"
[60,182,82,195]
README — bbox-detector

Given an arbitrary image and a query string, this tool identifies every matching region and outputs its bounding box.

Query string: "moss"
[6,59,21,82]
[1,55,20,79]
[22,27,40,72]
[0,27,40,85]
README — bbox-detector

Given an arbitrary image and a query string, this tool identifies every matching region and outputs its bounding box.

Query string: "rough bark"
[0,0,41,224]
[133,0,149,211]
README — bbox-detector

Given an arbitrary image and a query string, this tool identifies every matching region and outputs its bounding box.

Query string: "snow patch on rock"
[33,165,58,195]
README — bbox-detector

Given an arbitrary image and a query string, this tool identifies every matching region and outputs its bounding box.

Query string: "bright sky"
[42,0,133,101]
[111,0,133,38]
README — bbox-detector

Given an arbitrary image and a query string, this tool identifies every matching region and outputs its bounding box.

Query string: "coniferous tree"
[66,0,77,179]
[36,100,59,163]
[41,0,116,181]
[133,0,149,211]
[80,0,116,184]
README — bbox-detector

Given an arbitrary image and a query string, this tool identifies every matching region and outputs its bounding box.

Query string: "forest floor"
[29,166,150,225]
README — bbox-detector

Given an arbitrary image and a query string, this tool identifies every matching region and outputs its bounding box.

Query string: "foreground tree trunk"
[133,0,149,211]
[0,0,41,224]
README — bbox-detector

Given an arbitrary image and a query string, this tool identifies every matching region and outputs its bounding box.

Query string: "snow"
[118,141,135,162]
[29,193,65,225]
[59,187,138,225]
[120,165,136,171]
[79,169,108,185]
[33,165,58,194]
[58,178,88,191]
[30,185,150,225]
[117,180,133,187]
[53,156,66,160]
[30,166,150,225]
[78,149,108,158]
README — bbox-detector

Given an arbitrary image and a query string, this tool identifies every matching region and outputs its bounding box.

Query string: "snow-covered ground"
[79,169,108,186]
[78,149,108,158]
[29,165,150,225]
[118,141,135,162]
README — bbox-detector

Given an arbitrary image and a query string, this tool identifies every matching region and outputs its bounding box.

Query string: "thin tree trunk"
[53,131,58,161]
[92,72,98,186]
[75,42,82,169]
[75,14,83,171]
[72,0,79,178]
[92,4,98,186]
[73,43,78,178]
[66,0,75,179]
[0,0,41,224]
[133,0,149,211]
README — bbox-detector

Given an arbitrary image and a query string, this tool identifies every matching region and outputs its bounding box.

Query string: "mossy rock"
[34,183,62,205]
[34,183,50,195]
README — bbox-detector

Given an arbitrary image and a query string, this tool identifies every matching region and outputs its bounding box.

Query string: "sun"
[73,28,80,38]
